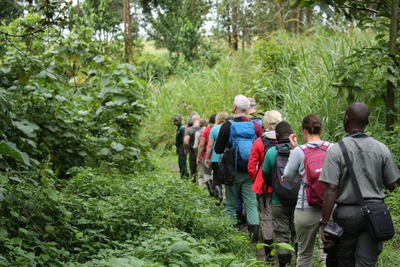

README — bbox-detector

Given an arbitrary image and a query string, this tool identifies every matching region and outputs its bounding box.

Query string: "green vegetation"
[0,1,399,266]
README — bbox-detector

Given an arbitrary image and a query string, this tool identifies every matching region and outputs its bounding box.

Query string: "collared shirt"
[319,133,399,204]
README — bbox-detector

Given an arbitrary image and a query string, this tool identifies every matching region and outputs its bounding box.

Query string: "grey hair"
[192,114,200,121]
[234,95,250,112]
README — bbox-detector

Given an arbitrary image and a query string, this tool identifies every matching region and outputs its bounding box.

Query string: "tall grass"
[141,26,400,266]
[142,26,399,164]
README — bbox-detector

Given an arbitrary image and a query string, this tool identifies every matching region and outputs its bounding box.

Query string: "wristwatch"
[319,219,327,226]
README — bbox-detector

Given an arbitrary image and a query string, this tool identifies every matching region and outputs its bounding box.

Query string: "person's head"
[209,114,217,125]
[343,102,369,133]
[187,111,198,127]
[247,98,257,114]
[232,94,250,114]
[191,114,200,125]
[275,121,293,142]
[301,114,322,137]
[173,115,182,127]
[263,110,282,131]
[199,118,208,128]
[216,111,229,125]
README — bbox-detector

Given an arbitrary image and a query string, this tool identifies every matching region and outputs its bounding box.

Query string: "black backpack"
[270,142,301,207]
[260,135,275,152]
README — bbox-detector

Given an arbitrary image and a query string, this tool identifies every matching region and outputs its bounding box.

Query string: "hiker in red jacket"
[248,110,282,262]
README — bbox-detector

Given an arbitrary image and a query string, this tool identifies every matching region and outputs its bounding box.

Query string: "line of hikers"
[173,95,399,267]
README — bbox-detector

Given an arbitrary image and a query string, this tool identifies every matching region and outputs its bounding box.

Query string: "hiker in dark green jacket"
[174,115,189,178]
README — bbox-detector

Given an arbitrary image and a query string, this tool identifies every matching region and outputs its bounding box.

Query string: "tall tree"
[124,0,133,63]
[386,0,398,130]
[79,0,124,41]
[139,0,210,61]
[232,1,238,50]
[277,2,283,30]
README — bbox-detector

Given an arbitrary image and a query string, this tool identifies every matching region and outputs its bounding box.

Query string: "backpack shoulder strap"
[299,144,310,154]
[275,142,291,152]
[320,141,330,151]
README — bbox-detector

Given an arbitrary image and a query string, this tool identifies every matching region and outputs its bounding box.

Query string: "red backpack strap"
[319,141,330,151]
[299,144,311,154]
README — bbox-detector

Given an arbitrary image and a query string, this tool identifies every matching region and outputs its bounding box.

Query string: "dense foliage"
[0,156,262,266]
[0,1,400,266]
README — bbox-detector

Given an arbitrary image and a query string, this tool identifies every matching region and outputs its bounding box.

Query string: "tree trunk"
[192,0,196,20]
[232,3,238,51]
[277,2,283,30]
[306,7,312,28]
[76,0,80,15]
[123,0,133,63]
[296,7,300,34]
[227,4,231,46]
[242,0,250,47]
[216,0,220,40]
[386,0,398,130]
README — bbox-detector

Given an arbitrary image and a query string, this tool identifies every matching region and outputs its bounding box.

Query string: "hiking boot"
[248,224,259,244]
[278,254,291,267]
[206,180,214,197]
[265,255,275,263]
[214,185,222,200]
[264,239,274,262]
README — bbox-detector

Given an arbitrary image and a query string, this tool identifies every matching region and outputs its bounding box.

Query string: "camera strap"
[338,141,369,215]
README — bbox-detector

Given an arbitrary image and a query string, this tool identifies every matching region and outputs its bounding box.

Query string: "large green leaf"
[0,141,30,166]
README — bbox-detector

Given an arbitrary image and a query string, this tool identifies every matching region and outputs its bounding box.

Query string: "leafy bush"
[0,158,257,266]
[0,25,153,177]
[134,52,172,83]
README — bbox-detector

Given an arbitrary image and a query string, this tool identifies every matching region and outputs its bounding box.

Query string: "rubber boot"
[264,239,274,262]
[214,184,222,200]
[206,180,214,197]
[248,224,259,244]
[278,254,291,267]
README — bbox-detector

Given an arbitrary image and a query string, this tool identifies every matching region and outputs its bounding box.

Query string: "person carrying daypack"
[196,114,216,195]
[246,98,264,132]
[248,110,282,262]
[262,121,298,267]
[319,103,399,267]
[173,115,189,178]
[193,118,208,189]
[215,95,263,244]
[283,114,333,267]
[184,115,202,182]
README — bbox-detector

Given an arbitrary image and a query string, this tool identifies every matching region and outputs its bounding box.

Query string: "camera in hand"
[324,223,344,238]
[323,223,344,253]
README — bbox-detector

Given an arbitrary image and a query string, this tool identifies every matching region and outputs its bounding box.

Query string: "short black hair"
[209,114,216,124]
[275,121,292,137]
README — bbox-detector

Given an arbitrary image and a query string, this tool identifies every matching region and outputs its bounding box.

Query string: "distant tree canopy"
[139,0,211,61]
[0,0,23,23]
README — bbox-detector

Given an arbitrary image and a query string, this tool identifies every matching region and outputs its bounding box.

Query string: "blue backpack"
[249,116,264,131]
[229,120,257,172]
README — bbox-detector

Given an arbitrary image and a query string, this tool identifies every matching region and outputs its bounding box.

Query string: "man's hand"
[205,159,211,168]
